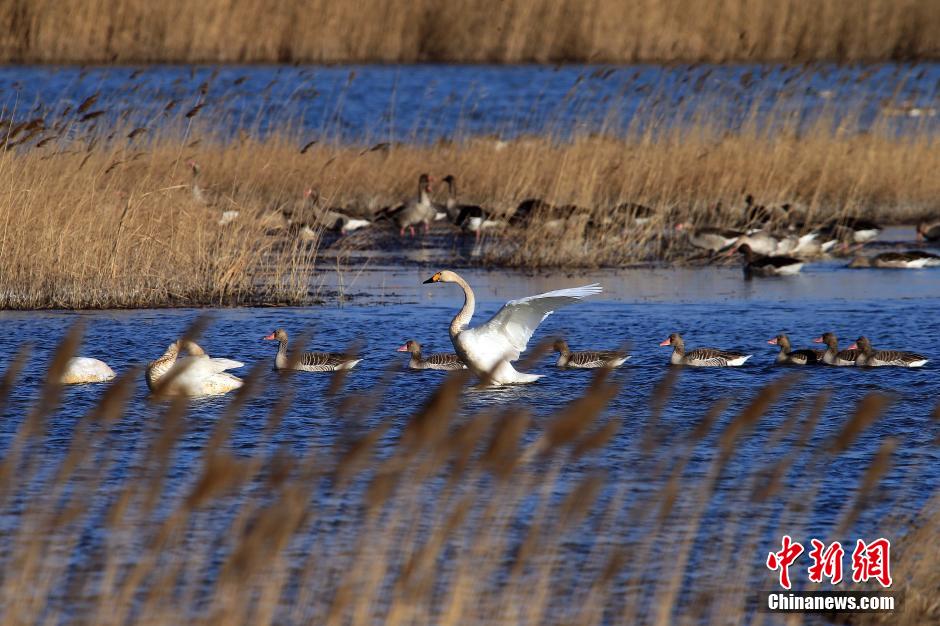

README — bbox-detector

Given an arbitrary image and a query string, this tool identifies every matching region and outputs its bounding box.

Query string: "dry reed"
[1,0,939,64]
[0,325,936,624]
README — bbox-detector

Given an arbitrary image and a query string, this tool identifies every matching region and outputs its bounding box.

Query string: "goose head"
[812,332,837,349]
[552,339,570,355]
[418,173,433,194]
[848,336,872,354]
[659,333,683,349]
[767,334,791,351]
[263,328,289,342]
[442,175,456,196]
[187,160,201,176]
[397,340,420,354]
[736,243,755,261]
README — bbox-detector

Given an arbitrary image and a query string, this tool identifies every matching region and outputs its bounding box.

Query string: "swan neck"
[449,275,475,337]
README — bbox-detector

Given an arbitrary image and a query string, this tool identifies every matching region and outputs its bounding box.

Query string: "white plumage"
[61,357,116,384]
[424,270,602,385]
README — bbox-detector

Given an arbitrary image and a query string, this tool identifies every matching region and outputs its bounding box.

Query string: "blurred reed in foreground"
[1,0,939,64]
[0,325,937,624]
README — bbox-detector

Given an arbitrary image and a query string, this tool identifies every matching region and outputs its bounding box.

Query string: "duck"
[422,270,601,385]
[392,174,436,237]
[849,336,928,368]
[812,332,859,366]
[737,244,803,278]
[767,334,822,365]
[397,340,466,370]
[916,219,940,242]
[847,251,940,269]
[146,340,244,397]
[60,357,116,384]
[552,339,630,369]
[263,328,361,371]
[659,333,751,367]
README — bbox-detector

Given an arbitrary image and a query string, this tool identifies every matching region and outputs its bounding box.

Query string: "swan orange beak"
[767,338,778,345]
[847,342,858,350]
[263,332,275,340]
[658,338,671,347]
[396,344,409,352]
[812,337,824,343]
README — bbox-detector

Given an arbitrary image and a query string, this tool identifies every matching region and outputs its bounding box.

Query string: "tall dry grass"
[0,324,936,624]
[1,0,939,63]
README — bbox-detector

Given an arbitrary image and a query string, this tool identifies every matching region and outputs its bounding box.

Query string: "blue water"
[2,63,939,142]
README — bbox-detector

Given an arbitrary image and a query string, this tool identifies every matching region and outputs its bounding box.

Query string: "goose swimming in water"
[397,340,466,370]
[659,333,753,367]
[813,332,859,366]
[768,334,822,365]
[552,340,630,369]
[917,219,940,242]
[61,357,116,384]
[263,328,361,371]
[146,340,244,397]
[659,333,751,367]
[737,244,803,278]
[849,336,928,368]
[423,270,601,385]
[847,251,940,269]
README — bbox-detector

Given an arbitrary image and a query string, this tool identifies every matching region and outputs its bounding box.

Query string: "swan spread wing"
[475,284,602,360]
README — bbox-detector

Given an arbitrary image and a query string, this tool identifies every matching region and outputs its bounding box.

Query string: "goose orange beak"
[263,332,275,340]
[396,344,409,352]
[812,337,824,343]
[658,338,671,347]
[847,342,858,350]
[767,338,778,345]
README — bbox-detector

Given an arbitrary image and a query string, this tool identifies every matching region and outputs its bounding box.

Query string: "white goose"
[423,270,602,385]
[61,357,116,384]
[146,340,244,397]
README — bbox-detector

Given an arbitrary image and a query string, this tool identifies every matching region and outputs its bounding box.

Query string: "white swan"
[61,357,116,384]
[423,270,602,385]
[146,340,243,397]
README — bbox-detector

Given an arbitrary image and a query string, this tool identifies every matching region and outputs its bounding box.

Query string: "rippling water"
[2,63,938,141]
[2,265,938,546]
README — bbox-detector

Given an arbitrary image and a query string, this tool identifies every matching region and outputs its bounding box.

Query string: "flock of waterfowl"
[57,270,929,397]
[188,161,940,274]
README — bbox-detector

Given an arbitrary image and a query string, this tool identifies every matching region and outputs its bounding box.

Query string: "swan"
[423,270,602,385]
[146,340,244,397]
[61,357,116,384]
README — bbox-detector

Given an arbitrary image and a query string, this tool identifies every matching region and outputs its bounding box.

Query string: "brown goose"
[812,332,859,366]
[917,219,940,242]
[738,244,803,278]
[848,251,940,269]
[392,174,436,237]
[397,340,466,370]
[768,333,822,365]
[188,160,238,225]
[553,340,630,369]
[659,333,751,367]
[263,328,361,372]
[849,336,928,368]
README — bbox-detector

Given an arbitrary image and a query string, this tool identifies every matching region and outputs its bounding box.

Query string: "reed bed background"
[2,97,939,307]
[1,0,939,64]
[0,324,937,624]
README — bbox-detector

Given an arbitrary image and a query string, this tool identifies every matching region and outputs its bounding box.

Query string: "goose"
[612,202,654,225]
[737,244,803,278]
[916,219,940,242]
[422,270,601,385]
[188,160,239,225]
[263,328,361,371]
[552,339,630,369]
[61,357,116,384]
[821,217,881,245]
[393,174,436,237]
[397,340,466,370]
[767,334,822,365]
[812,332,859,366]
[734,231,783,256]
[509,198,553,227]
[146,340,243,397]
[441,174,501,239]
[849,336,928,368]
[743,194,775,229]
[847,251,940,269]
[659,333,751,367]
[301,189,373,235]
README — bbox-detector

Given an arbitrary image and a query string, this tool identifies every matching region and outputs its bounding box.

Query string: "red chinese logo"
[807,539,844,584]
[851,538,892,588]
[766,535,804,590]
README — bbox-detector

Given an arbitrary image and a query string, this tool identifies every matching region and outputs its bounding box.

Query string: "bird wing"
[474,284,602,361]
